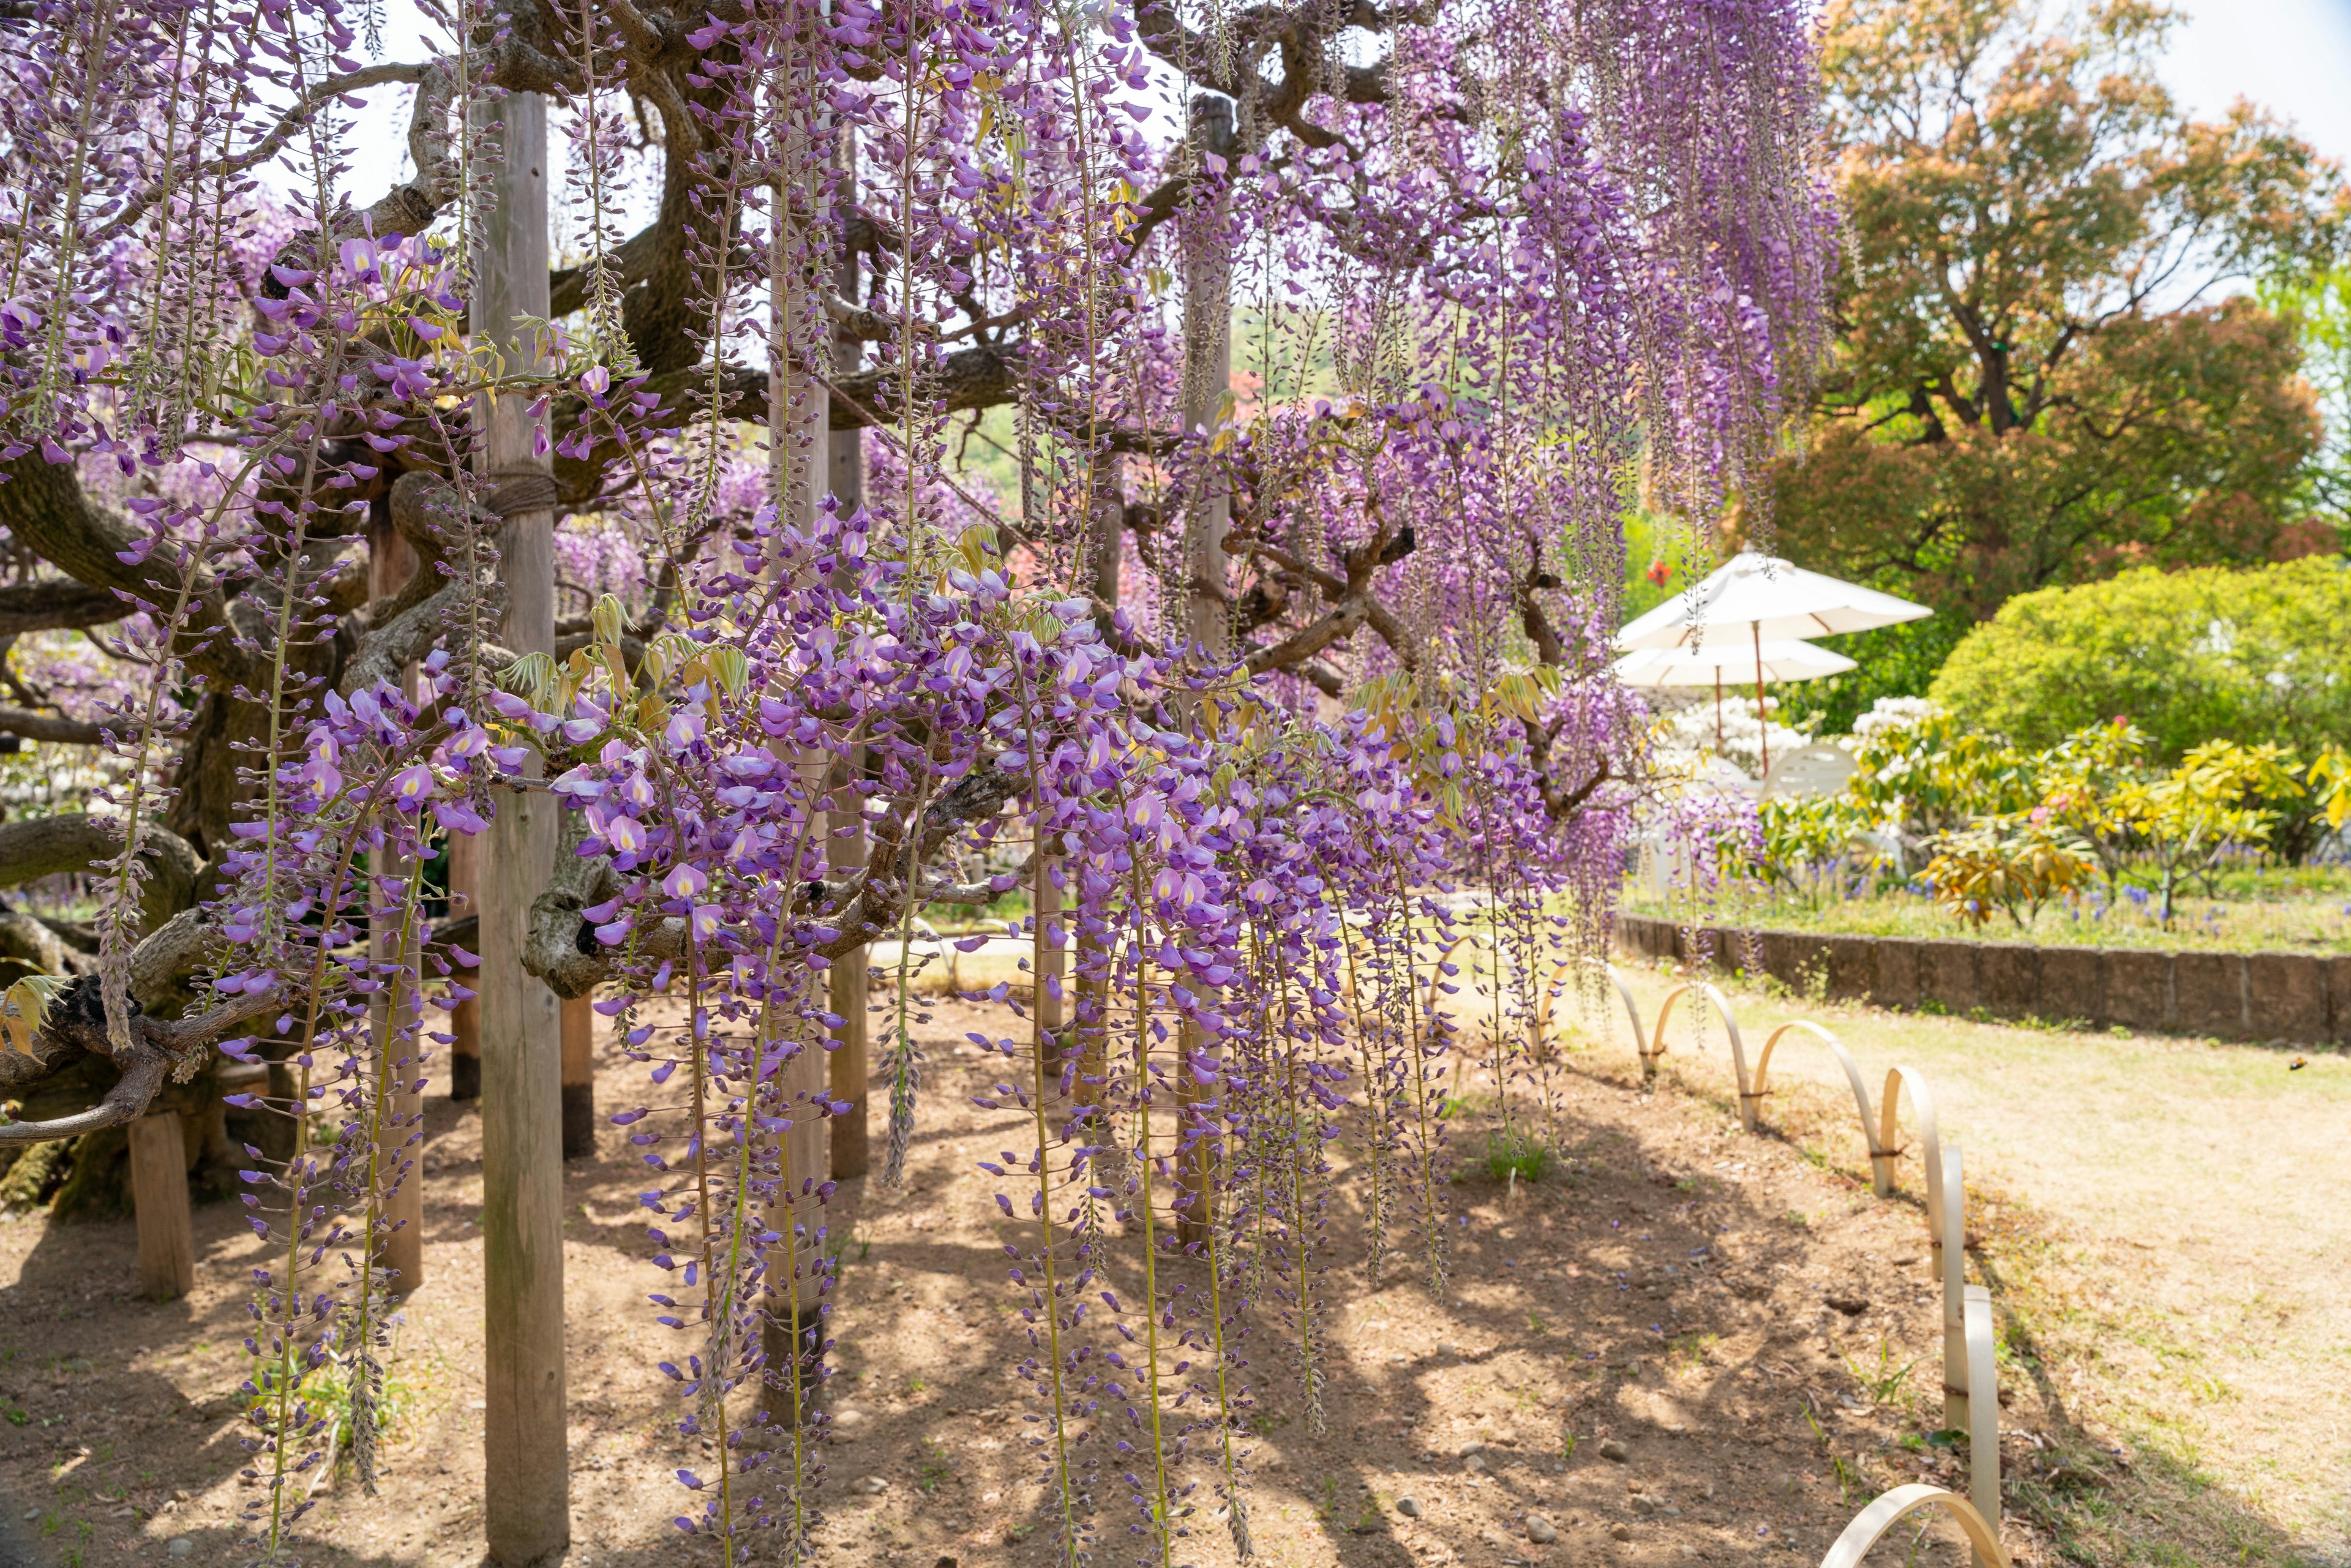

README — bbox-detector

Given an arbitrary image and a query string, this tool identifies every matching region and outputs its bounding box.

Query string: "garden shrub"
[1930,560,2351,759]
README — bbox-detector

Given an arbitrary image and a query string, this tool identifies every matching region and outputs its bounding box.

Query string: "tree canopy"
[1768,0,2343,725]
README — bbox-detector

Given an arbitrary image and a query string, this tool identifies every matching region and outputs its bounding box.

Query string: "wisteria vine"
[0,0,1832,1556]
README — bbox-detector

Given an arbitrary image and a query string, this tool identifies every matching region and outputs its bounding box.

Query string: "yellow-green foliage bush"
[1930,560,2351,760]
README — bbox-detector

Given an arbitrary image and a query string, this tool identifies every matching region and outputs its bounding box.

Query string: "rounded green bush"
[1930,559,2351,759]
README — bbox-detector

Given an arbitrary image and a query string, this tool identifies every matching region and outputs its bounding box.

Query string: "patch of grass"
[1482,1128,1553,1184]
[1624,868,2351,953]
[917,1438,952,1495]
[303,1343,423,1472]
[1841,1337,1922,1406]
[1670,1331,1719,1370]
[1312,1476,1382,1536]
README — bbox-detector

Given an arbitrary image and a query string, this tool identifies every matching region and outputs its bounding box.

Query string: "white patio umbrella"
[1616,552,1929,774]
[1614,639,1859,686]
[1614,639,1856,756]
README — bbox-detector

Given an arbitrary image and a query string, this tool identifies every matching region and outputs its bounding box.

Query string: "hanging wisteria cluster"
[0,0,1832,1556]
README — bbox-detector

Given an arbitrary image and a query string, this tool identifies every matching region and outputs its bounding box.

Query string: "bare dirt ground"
[0,969,2313,1568]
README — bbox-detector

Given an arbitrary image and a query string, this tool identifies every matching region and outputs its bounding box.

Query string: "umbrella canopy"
[1614,639,1856,688]
[1616,552,1930,653]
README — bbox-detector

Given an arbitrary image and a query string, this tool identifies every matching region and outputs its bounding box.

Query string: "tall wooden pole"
[473,86,569,1566]
[827,754,869,1180]
[368,514,425,1294]
[447,831,481,1100]
[1073,461,1122,1131]
[762,49,832,1425]
[1174,94,1233,1251]
[827,132,870,1183]
[1035,827,1065,1034]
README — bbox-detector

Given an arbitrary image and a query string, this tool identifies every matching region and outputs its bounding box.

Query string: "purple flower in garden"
[386,764,436,810]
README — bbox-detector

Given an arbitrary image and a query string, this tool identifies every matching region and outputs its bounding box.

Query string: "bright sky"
[2164,0,2351,168]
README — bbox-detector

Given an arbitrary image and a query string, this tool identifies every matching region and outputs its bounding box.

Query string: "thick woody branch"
[0,455,263,692]
[266,44,576,287]
[20,61,432,253]
[522,754,1033,996]
[549,220,663,318]
[0,909,220,1105]
[0,816,203,936]
[1516,557,1570,669]
[0,706,105,746]
[342,575,501,696]
[1531,754,1612,823]
[1236,520,1419,675]
[1244,596,1370,675]
[0,978,287,1146]
[0,1046,171,1147]
[0,579,124,636]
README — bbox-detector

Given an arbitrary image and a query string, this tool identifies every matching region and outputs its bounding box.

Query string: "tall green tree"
[1772,0,2344,730]
[2264,265,2351,523]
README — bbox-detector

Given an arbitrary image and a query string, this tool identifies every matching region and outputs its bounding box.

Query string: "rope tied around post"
[486,471,560,519]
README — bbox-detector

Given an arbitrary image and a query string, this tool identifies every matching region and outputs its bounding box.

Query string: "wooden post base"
[451,964,482,1102]
[128,1112,194,1302]
[560,994,594,1161]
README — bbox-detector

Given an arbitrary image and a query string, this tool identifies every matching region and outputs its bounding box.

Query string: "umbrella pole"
[1753,623,1768,778]
[1714,671,1723,754]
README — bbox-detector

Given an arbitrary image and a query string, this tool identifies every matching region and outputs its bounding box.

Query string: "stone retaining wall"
[1613,913,2339,1045]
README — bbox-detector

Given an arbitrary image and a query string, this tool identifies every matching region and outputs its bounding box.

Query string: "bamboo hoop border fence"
[1528,959,2008,1566]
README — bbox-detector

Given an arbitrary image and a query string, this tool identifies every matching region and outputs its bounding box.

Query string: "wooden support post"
[828,757,869,1181]
[560,994,594,1161]
[369,510,425,1296]
[826,128,869,1185]
[1035,838,1065,1046]
[1173,1016,1215,1249]
[761,70,833,1427]
[1074,933,1109,1137]
[1071,459,1120,1138]
[1172,94,1233,1252]
[1940,1144,1968,1432]
[128,1112,194,1302]
[473,86,569,1566]
[372,951,426,1298]
[1088,454,1123,631]
[448,833,481,1101]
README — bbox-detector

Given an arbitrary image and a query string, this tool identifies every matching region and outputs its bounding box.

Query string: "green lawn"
[1625,861,2351,953]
